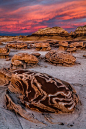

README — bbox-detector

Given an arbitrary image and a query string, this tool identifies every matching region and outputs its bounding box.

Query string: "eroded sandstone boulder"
[66,47,77,52]
[11,53,38,69]
[45,50,76,66]
[35,43,51,51]
[0,68,11,86]
[5,69,79,122]
[0,47,10,56]
[58,41,68,51]
[6,43,27,49]
[68,42,84,49]
[31,53,41,57]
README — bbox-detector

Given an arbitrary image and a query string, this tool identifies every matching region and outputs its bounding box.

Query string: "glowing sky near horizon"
[0,0,86,35]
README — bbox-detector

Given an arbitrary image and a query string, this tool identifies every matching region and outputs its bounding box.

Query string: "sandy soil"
[0,45,86,129]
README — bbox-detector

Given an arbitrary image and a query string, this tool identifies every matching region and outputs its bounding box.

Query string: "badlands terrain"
[0,26,86,129]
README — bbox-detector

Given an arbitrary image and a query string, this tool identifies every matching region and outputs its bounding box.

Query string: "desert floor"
[0,44,86,129]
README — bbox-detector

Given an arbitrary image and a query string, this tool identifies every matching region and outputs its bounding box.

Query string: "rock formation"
[45,50,76,66]
[74,25,86,36]
[35,43,51,51]
[0,68,11,86]
[66,47,77,52]
[68,42,84,50]
[32,26,69,37]
[6,43,27,49]
[11,53,38,69]
[0,47,10,56]
[31,53,41,57]
[4,69,79,122]
[58,41,68,51]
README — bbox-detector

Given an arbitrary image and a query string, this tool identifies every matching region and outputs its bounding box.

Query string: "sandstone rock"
[31,53,41,57]
[66,47,77,52]
[11,53,38,69]
[4,69,79,122]
[58,41,68,51]
[35,43,51,51]
[74,25,86,36]
[69,42,84,49]
[6,43,27,49]
[0,47,10,56]
[0,68,11,86]
[32,26,69,37]
[45,50,76,66]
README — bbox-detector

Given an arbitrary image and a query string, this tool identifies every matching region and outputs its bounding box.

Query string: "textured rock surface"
[32,53,41,57]
[6,43,27,49]
[5,69,79,122]
[74,25,86,36]
[69,42,84,49]
[11,53,38,69]
[0,68,11,86]
[58,41,68,51]
[0,47,10,56]
[32,26,69,36]
[66,47,77,52]
[35,43,51,51]
[45,50,76,66]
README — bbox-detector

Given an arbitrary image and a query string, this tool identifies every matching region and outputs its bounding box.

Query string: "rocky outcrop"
[6,43,27,49]
[45,50,76,66]
[74,25,86,36]
[35,43,51,51]
[32,26,69,37]
[11,53,38,69]
[4,69,79,122]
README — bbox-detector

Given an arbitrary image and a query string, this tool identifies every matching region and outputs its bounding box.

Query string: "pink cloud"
[0,0,86,33]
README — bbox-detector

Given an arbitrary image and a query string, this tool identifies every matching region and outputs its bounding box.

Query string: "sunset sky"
[0,0,86,35]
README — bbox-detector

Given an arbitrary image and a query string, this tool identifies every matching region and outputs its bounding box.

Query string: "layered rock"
[5,69,79,122]
[11,53,38,69]
[68,42,84,50]
[32,26,69,37]
[66,47,77,52]
[35,43,51,51]
[45,50,76,66]
[6,43,27,49]
[58,41,68,51]
[74,25,86,36]
[0,68,11,86]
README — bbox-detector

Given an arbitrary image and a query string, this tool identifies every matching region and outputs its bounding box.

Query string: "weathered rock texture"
[0,68,11,86]
[0,47,10,56]
[32,27,69,37]
[31,53,41,57]
[74,25,86,36]
[45,50,76,66]
[11,53,38,69]
[35,43,51,51]
[58,41,68,51]
[5,69,79,122]
[6,43,27,49]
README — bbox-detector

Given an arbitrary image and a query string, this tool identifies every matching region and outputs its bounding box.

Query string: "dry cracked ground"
[0,44,86,129]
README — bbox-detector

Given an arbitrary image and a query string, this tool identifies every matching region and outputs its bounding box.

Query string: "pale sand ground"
[0,46,86,129]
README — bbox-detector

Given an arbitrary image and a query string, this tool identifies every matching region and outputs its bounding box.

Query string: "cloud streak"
[0,0,86,35]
